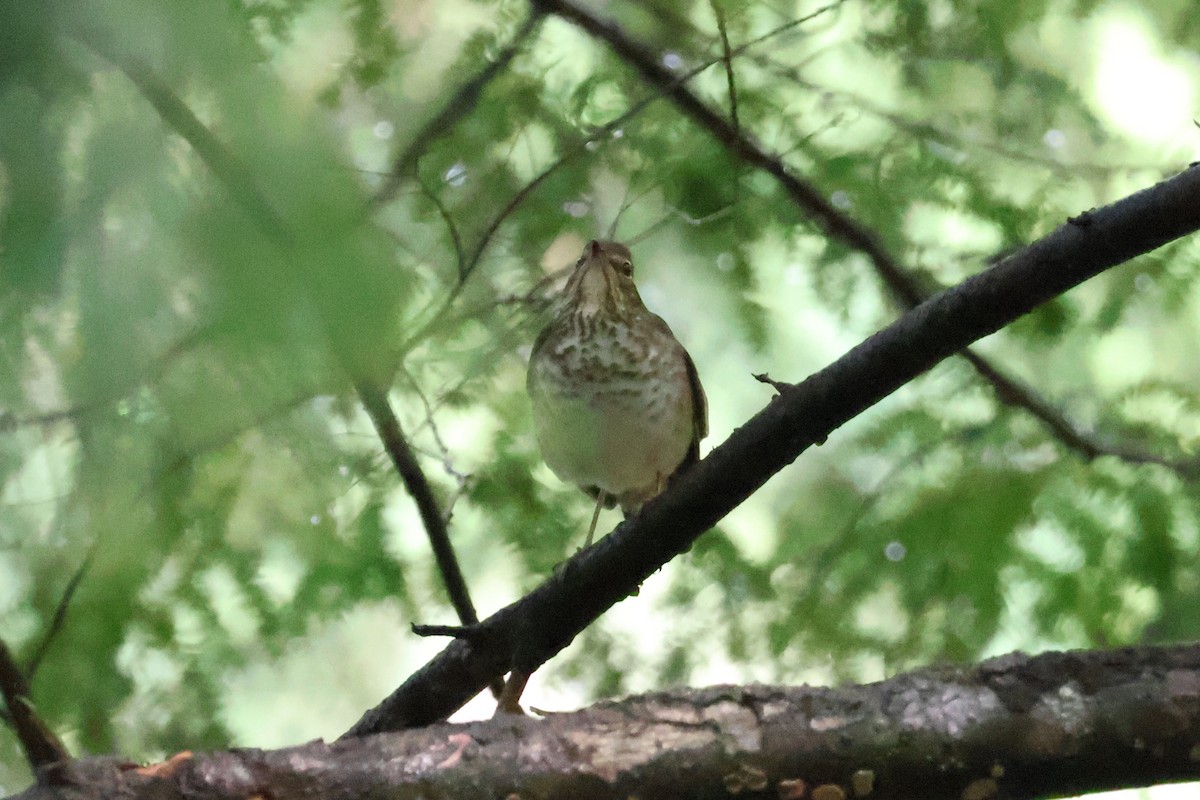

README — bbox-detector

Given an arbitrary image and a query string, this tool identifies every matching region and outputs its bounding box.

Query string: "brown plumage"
[496,240,707,715]
[527,239,707,534]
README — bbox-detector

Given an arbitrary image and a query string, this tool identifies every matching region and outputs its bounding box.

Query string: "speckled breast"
[527,311,695,505]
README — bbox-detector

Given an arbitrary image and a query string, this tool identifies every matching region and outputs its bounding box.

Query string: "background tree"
[1,0,1198,797]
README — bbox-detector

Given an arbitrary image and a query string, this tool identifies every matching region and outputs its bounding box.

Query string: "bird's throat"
[573,262,611,317]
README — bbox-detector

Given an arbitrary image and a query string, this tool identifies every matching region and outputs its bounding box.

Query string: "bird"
[527,239,708,546]
[493,239,707,716]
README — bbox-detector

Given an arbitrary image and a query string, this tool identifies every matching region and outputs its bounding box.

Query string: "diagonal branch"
[372,11,545,208]
[533,0,1200,478]
[344,164,1200,736]
[0,638,70,784]
[25,553,93,681]
[356,381,503,698]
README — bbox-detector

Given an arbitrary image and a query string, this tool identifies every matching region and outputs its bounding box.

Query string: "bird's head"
[563,239,644,319]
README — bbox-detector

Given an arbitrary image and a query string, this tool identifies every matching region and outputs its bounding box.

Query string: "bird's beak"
[571,240,613,311]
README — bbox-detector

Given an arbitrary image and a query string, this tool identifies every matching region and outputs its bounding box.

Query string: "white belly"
[532,388,691,496]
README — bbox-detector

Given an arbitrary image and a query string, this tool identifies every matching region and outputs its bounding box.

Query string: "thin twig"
[752,372,791,394]
[26,551,94,681]
[395,5,850,358]
[415,169,468,280]
[356,381,505,698]
[0,638,70,784]
[372,11,546,207]
[401,370,472,518]
[536,0,1200,479]
[709,0,739,135]
[411,623,488,640]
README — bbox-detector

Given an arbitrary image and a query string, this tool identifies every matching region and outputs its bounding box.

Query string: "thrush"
[494,240,707,716]
[527,239,707,545]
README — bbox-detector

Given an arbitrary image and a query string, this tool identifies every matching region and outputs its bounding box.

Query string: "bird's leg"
[584,490,607,548]
[493,670,530,717]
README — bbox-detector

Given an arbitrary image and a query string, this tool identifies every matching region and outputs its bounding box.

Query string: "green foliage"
[0,0,1198,793]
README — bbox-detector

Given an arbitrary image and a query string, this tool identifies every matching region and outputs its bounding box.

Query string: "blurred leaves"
[1,0,1199,786]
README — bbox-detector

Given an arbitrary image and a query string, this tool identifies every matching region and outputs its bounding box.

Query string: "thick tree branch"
[345,166,1200,736]
[533,0,1200,478]
[0,639,70,785]
[12,644,1200,800]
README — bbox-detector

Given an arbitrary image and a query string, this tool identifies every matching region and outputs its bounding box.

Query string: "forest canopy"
[1,0,1199,798]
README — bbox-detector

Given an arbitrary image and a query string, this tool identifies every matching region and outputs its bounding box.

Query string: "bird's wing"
[682,345,707,465]
[649,313,708,465]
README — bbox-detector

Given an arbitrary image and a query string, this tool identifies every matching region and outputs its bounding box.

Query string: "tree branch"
[709,0,740,136]
[12,644,1200,799]
[0,639,70,785]
[355,380,502,698]
[395,4,848,357]
[25,554,93,681]
[345,165,1200,736]
[533,0,1200,478]
[371,11,545,207]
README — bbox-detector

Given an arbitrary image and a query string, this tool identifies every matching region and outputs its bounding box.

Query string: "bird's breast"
[527,314,695,497]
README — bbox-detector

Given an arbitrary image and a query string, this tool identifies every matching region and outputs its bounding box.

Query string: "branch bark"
[11,644,1200,800]
[0,640,69,785]
[346,166,1200,736]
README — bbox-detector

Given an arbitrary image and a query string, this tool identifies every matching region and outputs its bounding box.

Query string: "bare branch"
[372,12,545,207]
[355,380,502,698]
[415,170,467,280]
[534,0,1200,479]
[752,372,791,394]
[401,370,473,517]
[344,164,1200,735]
[0,638,70,785]
[25,553,93,681]
[709,0,740,135]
